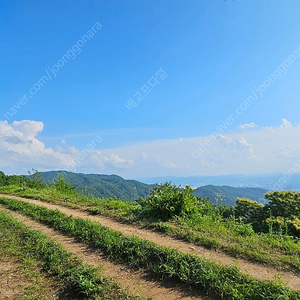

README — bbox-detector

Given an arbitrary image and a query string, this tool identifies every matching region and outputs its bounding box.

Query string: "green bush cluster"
[0,169,46,189]
[136,182,198,221]
[235,191,300,237]
[54,174,76,194]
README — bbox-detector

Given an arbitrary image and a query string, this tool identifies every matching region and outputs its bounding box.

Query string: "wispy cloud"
[238,122,258,130]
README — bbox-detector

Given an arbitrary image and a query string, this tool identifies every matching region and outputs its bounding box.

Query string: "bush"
[136,182,198,221]
[27,169,46,189]
[54,174,76,194]
[234,192,300,237]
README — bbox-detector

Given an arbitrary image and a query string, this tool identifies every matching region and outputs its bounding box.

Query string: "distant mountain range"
[137,173,300,191]
[35,171,269,205]
[194,185,267,206]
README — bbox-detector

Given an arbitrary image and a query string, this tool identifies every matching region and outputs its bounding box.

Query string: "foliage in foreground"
[235,191,300,237]
[136,182,198,221]
[2,170,300,237]
[0,210,141,300]
[0,220,56,300]
[1,197,299,300]
[1,171,300,272]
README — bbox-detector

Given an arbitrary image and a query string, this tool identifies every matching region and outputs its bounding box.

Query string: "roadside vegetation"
[1,170,300,273]
[0,197,299,299]
[0,209,144,300]
[0,212,57,300]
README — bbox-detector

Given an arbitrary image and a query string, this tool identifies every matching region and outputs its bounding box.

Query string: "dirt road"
[0,205,213,300]
[1,194,299,291]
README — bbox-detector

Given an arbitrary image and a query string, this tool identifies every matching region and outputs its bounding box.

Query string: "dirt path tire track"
[1,194,300,290]
[0,206,213,300]
[0,260,37,300]
[0,258,57,300]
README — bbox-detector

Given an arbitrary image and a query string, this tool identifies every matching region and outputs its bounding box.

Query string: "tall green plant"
[136,182,198,221]
[54,174,76,194]
[28,169,45,189]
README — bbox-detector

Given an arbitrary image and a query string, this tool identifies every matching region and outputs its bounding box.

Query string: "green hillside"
[24,171,267,205]
[37,171,151,201]
[194,185,268,206]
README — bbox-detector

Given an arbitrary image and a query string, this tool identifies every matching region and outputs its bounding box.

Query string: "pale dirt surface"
[0,259,30,300]
[1,194,300,291]
[0,257,57,300]
[0,206,214,300]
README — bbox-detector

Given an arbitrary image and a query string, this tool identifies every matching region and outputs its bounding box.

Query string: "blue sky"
[1,0,300,178]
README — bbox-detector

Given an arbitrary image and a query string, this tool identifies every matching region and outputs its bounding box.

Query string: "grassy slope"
[1,197,299,300]
[0,210,143,300]
[1,185,300,272]
[0,223,57,300]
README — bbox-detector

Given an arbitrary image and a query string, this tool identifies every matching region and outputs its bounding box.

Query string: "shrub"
[54,174,76,194]
[136,182,198,221]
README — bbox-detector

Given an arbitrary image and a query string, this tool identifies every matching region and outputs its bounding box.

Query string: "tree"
[235,198,264,231]
[54,174,75,194]
[264,191,300,236]
[0,171,6,186]
[264,191,300,219]
[28,169,44,189]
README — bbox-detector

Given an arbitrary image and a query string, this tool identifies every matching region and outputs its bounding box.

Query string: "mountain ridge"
[33,171,268,205]
[137,173,299,190]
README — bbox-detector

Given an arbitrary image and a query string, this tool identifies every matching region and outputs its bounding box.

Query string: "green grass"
[0,209,144,300]
[148,214,300,271]
[1,185,300,272]
[0,185,137,218]
[0,233,56,300]
[1,196,299,300]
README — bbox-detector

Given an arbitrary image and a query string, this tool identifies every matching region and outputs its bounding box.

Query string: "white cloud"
[104,154,134,168]
[276,146,296,159]
[217,135,260,161]
[1,119,300,178]
[279,118,292,129]
[0,120,73,168]
[238,122,258,130]
[0,120,133,175]
[156,155,177,169]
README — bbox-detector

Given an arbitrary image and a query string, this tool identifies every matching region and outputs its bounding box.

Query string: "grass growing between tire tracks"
[0,209,145,300]
[0,223,57,300]
[1,196,299,300]
[147,217,300,271]
[1,185,300,273]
